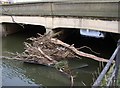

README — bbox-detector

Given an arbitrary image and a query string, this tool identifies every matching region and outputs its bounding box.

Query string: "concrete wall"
[0,24,2,37]
[13,0,120,3]
[1,2,118,18]
[2,23,23,36]
[0,16,119,34]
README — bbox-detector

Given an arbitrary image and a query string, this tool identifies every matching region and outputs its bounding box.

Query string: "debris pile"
[17,33,78,66]
[15,33,109,66]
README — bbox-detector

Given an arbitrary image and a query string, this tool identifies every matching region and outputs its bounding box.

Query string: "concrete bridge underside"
[0,16,119,34]
[0,1,120,34]
[1,1,119,18]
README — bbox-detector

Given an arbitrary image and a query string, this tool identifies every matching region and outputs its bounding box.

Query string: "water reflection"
[2,59,71,86]
[2,31,112,87]
[2,57,98,87]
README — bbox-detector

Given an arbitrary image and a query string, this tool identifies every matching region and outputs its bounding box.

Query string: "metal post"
[114,39,120,86]
[92,45,119,87]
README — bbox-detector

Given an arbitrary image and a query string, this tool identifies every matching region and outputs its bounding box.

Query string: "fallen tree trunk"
[4,33,112,66]
[51,38,110,63]
[2,33,115,88]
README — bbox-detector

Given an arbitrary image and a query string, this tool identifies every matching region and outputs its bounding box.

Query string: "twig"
[81,81,86,86]
[3,51,17,56]
[70,75,74,88]
[77,46,100,55]
[0,56,22,60]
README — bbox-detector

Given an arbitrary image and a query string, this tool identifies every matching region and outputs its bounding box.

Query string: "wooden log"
[37,47,57,64]
[51,38,111,63]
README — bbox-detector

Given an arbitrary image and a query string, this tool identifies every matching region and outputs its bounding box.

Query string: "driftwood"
[0,56,22,60]
[2,33,113,87]
[51,38,109,63]
[5,33,111,66]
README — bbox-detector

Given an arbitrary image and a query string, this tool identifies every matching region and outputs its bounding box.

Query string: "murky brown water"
[2,30,116,87]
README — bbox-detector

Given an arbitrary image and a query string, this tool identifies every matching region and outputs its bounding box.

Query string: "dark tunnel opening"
[20,24,46,37]
[2,23,120,59]
[2,23,46,37]
[52,28,119,59]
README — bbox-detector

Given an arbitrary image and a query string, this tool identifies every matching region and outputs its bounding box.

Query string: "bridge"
[0,0,120,87]
[0,0,120,36]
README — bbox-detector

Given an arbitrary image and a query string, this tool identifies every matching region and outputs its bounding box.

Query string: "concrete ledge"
[1,2,118,18]
[0,16,119,34]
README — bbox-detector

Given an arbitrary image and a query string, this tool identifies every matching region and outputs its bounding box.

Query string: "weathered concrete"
[1,23,23,36]
[0,24,2,37]
[12,0,120,3]
[0,16,119,34]
[1,1,119,34]
[1,1,119,18]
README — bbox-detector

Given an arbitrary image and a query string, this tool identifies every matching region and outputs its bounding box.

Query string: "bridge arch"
[1,22,46,37]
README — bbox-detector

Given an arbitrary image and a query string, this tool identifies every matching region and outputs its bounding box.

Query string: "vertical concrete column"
[0,24,2,37]
[46,28,54,36]
[2,24,7,36]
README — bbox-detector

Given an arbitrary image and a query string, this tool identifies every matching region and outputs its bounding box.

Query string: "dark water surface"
[2,31,116,87]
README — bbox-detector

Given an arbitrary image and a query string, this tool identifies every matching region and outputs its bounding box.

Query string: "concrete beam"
[1,2,119,18]
[0,16,119,34]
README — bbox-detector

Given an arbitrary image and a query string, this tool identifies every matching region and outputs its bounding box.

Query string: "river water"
[2,31,116,87]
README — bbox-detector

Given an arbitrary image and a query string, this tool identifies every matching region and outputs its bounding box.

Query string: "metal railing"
[92,39,120,87]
